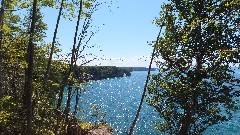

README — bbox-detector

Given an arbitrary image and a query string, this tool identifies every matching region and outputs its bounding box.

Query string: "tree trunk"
[23,0,37,134]
[44,0,64,84]
[55,1,82,133]
[64,0,83,118]
[73,87,80,115]
[177,107,192,135]
[64,84,73,118]
[0,0,5,98]
[178,10,203,134]
[127,13,166,135]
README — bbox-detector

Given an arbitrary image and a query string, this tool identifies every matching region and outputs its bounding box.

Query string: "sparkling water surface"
[72,71,240,135]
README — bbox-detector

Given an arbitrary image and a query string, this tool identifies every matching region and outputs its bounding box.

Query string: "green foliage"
[90,104,106,123]
[0,0,115,134]
[147,0,240,134]
[80,121,95,131]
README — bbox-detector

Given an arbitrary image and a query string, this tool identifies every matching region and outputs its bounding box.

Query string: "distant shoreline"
[76,66,131,81]
[120,67,159,71]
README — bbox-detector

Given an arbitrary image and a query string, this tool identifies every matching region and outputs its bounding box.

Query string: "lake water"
[71,71,240,135]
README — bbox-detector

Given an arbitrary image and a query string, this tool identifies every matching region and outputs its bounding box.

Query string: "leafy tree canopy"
[147,0,240,134]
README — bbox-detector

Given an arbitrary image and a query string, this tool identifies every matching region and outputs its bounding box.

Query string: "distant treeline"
[75,66,158,81]
[77,66,131,80]
[124,67,158,71]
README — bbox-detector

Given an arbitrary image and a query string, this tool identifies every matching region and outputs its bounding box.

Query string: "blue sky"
[43,0,168,67]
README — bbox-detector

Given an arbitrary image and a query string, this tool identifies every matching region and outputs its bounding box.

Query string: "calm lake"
[69,71,240,135]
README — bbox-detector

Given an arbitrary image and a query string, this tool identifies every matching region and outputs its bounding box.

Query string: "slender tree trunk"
[0,0,5,98]
[64,2,83,134]
[44,0,65,84]
[64,0,83,118]
[127,44,156,135]
[64,83,73,117]
[55,87,64,134]
[127,21,165,135]
[55,1,82,133]
[23,0,37,134]
[73,87,80,115]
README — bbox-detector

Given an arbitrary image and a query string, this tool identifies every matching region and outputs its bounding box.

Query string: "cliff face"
[75,66,131,81]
